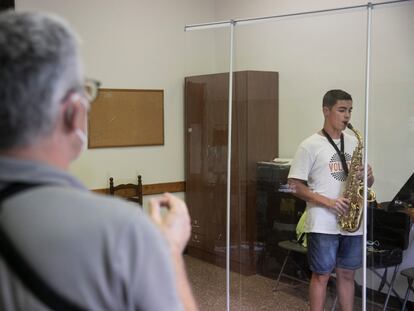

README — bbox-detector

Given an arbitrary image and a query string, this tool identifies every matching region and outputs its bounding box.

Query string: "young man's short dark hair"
[322,89,352,108]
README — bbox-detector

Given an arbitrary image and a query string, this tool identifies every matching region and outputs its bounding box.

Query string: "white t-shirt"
[288,132,361,235]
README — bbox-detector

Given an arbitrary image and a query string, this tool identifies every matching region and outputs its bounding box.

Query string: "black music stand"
[367,207,411,311]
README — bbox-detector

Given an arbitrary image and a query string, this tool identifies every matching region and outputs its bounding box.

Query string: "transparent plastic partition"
[183,26,232,310]
[232,8,368,311]
[362,2,414,310]
[184,2,414,310]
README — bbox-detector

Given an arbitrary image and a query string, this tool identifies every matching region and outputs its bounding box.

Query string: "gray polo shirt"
[0,157,182,311]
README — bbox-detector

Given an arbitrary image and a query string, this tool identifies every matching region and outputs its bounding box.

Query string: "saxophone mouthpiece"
[347,123,353,130]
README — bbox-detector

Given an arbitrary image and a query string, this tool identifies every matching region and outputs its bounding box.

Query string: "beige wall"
[16,0,414,203]
[213,0,414,202]
[16,0,217,195]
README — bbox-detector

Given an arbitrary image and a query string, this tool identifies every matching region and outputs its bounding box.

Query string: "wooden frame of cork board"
[88,89,164,148]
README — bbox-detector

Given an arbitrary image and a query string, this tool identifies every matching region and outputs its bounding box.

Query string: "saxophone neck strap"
[322,129,349,176]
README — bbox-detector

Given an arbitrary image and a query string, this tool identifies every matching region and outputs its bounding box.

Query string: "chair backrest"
[109,175,143,206]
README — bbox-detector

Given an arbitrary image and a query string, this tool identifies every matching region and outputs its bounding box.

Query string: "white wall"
[15,1,414,203]
[213,0,414,202]
[16,0,217,191]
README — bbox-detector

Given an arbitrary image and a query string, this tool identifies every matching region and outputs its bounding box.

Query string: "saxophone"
[338,123,376,232]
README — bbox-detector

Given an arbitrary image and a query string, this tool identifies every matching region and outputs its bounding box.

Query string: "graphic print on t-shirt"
[328,152,352,182]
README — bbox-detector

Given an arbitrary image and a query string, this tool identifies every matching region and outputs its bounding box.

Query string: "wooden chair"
[109,175,143,206]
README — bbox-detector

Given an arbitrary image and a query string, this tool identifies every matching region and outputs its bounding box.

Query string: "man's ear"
[62,93,83,131]
[322,106,330,117]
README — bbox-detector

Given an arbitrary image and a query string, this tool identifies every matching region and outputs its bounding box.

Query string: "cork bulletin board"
[88,89,164,148]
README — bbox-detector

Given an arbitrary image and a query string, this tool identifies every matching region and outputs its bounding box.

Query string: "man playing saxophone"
[288,89,374,311]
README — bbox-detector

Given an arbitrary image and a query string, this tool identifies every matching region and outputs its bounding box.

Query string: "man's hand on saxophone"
[358,164,375,187]
[329,197,350,216]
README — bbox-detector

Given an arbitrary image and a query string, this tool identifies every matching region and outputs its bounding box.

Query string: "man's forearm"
[297,188,334,209]
[288,179,334,209]
[171,249,198,311]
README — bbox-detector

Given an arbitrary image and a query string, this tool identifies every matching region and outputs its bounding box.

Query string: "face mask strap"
[75,128,87,153]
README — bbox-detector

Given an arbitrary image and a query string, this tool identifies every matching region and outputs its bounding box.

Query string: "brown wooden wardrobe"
[184,70,279,275]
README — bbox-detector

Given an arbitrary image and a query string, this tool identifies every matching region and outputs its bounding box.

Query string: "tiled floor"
[185,255,390,311]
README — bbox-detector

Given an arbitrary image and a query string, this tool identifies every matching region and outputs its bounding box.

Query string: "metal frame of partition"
[225,21,234,311]
[184,0,410,31]
[363,4,373,309]
[184,1,413,310]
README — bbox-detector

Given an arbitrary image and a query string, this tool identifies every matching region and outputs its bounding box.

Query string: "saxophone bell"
[358,186,376,202]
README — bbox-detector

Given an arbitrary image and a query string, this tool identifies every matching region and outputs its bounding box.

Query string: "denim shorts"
[307,233,362,274]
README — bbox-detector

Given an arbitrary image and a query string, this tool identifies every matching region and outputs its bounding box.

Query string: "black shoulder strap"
[322,129,349,176]
[0,183,87,311]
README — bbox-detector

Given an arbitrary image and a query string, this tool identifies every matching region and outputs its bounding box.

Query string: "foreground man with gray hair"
[0,10,197,311]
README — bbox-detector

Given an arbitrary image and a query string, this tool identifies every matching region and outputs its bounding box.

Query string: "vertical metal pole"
[226,20,235,311]
[362,3,373,311]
